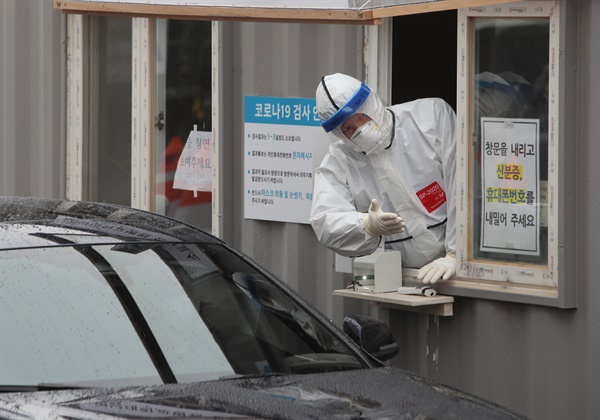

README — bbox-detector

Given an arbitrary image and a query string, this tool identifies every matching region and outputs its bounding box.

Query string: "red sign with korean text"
[416,181,446,213]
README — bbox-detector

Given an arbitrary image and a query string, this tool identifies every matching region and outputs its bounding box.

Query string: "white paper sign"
[173,128,212,194]
[480,118,540,255]
[244,96,330,224]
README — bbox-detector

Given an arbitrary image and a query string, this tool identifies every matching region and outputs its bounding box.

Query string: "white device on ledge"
[397,286,437,297]
[352,250,402,293]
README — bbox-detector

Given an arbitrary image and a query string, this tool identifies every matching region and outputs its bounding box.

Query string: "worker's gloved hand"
[417,253,456,284]
[362,199,405,237]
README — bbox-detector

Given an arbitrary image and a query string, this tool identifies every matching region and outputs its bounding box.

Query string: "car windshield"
[0,237,364,387]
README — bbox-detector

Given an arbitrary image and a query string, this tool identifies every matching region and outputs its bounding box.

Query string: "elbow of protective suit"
[310,211,381,258]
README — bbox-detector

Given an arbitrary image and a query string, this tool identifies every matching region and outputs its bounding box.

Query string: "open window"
[449,2,572,307]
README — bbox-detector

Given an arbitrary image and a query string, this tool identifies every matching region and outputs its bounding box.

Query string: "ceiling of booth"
[55,0,499,8]
[54,0,515,24]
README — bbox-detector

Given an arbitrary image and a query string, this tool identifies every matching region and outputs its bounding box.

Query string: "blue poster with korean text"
[244,96,330,224]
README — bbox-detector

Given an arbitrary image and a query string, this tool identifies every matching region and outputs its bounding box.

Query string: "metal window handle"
[154,111,165,130]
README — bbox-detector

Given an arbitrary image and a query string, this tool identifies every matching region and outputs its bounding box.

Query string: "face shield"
[316,73,393,154]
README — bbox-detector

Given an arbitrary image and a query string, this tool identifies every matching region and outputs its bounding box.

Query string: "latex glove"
[362,199,405,237]
[417,253,456,284]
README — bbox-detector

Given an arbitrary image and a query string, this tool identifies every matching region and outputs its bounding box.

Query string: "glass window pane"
[470,17,549,266]
[94,17,132,205]
[0,247,160,387]
[1,241,363,387]
[95,244,235,382]
[155,20,212,230]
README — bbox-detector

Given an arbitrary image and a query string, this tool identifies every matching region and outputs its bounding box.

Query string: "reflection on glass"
[470,18,549,266]
[94,17,132,205]
[155,21,212,231]
[0,242,362,387]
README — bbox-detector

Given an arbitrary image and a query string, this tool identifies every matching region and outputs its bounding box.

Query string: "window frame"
[445,0,573,307]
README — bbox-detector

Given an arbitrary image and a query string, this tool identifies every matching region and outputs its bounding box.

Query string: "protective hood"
[316,73,393,153]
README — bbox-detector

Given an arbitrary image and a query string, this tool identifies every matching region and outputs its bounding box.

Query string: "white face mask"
[349,120,383,155]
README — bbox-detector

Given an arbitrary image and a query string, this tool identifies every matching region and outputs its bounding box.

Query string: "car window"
[0,247,163,387]
[1,241,363,387]
[95,244,234,383]
[150,243,364,377]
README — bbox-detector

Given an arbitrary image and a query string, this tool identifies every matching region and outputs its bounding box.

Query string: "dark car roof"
[0,196,220,249]
[0,367,525,420]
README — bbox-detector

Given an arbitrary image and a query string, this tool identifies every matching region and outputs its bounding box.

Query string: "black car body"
[0,196,525,419]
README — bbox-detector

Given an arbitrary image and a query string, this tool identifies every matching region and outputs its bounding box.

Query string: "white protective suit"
[310,73,456,276]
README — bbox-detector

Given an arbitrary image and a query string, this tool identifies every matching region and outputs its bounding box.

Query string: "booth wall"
[0,1,598,418]
[222,21,370,326]
[0,0,66,198]
[225,3,599,419]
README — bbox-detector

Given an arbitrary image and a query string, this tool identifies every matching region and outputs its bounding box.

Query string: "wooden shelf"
[333,289,454,316]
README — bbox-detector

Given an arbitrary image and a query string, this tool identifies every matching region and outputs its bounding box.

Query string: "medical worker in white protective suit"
[309,73,457,284]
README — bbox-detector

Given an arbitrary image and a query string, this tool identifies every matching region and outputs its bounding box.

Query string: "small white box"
[353,251,402,293]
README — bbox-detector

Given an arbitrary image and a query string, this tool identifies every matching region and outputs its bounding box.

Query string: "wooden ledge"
[333,288,454,316]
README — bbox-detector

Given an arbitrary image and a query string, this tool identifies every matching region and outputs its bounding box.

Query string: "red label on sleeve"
[416,181,446,213]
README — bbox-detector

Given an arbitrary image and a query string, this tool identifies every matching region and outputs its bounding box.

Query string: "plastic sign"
[480,118,540,255]
[244,96,329,224]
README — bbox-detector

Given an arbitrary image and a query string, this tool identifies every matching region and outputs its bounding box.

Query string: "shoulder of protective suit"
[389,97,453,117]
[317,143,354,177]
[428,97,454,114]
